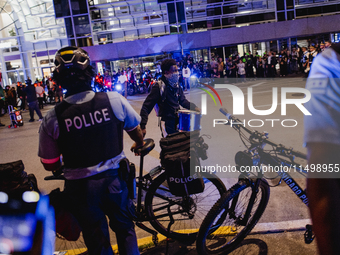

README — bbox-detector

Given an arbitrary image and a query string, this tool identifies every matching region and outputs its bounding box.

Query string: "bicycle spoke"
[145,172,226,240]
[197,180,269,254]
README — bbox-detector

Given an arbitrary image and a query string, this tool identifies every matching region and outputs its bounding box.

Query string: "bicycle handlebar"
[219,108,307,160]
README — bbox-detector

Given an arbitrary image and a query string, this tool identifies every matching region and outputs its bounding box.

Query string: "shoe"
[0,123,5,127]
[29,119,35,122]
[38,118,43,121]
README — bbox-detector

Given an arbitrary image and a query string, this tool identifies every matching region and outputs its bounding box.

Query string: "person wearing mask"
[39,46,143,255]
[140,58,199,137]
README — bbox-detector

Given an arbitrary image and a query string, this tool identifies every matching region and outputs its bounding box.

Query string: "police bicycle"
[196,108,313,255]
[46,138,227,254]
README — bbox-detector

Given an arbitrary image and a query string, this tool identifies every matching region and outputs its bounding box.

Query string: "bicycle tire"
[196,178,270,255]
[145,172,226,241]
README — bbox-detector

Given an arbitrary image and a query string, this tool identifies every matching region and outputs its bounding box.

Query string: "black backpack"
[0,160,39,196]
[160,131,208,196]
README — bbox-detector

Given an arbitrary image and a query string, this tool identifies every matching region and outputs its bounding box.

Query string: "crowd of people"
[0,41,333,118]
[0,76,65,117]
[175,41,332,89]
[97,41,332,93]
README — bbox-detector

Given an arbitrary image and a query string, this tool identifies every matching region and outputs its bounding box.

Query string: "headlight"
[116,84,122,91]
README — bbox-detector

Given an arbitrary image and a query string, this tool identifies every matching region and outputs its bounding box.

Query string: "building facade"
[1,0,340,85]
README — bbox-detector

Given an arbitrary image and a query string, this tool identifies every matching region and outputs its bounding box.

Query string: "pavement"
[135,218,318,255]
[0,77,319,254]
[138,230,317,255]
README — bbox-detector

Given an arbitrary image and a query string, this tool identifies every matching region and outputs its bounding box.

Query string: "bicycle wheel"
[196,178,270,255]
[145,172,226,241]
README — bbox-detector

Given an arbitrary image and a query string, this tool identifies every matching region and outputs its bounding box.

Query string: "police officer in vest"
[38,46,143,255]
[140,58,200,137]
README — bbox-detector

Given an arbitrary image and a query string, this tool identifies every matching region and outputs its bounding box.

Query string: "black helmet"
[54,46,90,72]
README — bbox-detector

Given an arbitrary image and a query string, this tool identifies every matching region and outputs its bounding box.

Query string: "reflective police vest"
[55,92,123,168]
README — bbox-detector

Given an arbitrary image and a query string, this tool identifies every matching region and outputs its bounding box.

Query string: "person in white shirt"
[117,71,128,98]
[182,64,191,91]
[35,82,45,109]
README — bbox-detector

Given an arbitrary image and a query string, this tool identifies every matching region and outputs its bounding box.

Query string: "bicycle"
[45,138,227,254]
[196,108,312,255]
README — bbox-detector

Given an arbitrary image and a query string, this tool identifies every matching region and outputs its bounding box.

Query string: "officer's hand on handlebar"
[131,141,146,156]
[141,128,146,138]
[195,107,201,113]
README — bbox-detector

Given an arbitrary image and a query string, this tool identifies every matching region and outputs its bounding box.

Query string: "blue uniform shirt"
[39,91,141,180]
[304,48,340,146]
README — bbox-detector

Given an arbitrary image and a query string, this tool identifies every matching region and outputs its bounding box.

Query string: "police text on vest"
[65,108,111,132]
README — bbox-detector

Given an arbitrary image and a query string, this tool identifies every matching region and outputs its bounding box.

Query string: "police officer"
[38,46,143,255]
[304,42,340,255]
[140,58,199,137]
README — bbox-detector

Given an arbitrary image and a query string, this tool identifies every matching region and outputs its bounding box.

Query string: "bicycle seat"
[135,138,155,156]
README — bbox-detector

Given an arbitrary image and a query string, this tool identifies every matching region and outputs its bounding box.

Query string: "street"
[0,77,314,253]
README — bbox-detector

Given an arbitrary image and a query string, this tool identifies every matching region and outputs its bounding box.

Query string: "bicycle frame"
[229,147,308,228]
[275,161,309,206]
[196,108,314,254]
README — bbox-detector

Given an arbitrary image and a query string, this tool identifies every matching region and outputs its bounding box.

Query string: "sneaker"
[38,118,43,121]
[29,119,35,122]
[0,123,5,127]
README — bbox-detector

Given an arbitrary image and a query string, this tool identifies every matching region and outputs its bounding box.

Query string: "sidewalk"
[139,230,318,255]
